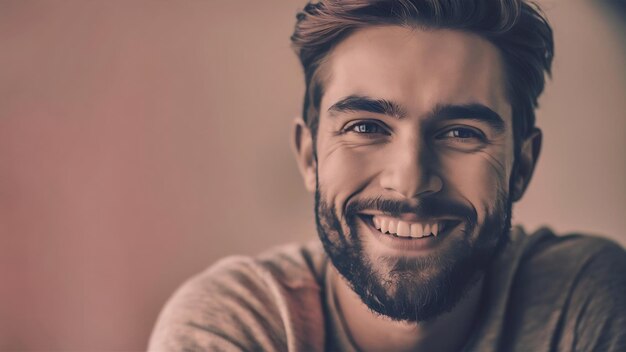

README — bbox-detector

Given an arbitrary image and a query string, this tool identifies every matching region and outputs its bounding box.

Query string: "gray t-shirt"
[148,227,626,351]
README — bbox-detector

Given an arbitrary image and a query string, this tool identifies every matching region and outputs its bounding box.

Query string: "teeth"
[372,216,448,239]
[423,223,431,237]
[380,218,389,234]
[410,223,423,238]
[397,221,410,237]
[388,220,398,236]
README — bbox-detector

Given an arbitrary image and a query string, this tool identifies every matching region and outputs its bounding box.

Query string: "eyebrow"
[428,103,506,133]
[327,95,505,133]
[327,95,407,119]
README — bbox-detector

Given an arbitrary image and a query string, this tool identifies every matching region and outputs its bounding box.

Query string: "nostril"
[379,166,444,199]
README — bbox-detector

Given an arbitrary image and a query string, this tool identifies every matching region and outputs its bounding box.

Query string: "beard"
[315,184,512,323]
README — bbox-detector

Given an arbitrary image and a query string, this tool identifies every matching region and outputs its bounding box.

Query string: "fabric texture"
[148,227,626,351]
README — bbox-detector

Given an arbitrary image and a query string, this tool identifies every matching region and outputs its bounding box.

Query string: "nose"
[379,138,443,199]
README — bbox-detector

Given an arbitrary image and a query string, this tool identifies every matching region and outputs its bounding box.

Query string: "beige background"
[0,0,624,350]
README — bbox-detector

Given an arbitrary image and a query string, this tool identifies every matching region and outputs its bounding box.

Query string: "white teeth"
[371,216,447,239]
[423,223,431,237]
[380,218,389,234]
[388,220,398,235]
[410,223,423,238]
[397,221,410,237]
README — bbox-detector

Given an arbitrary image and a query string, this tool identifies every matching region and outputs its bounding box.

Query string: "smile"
[358,214,463,252]
[372,215,448,238]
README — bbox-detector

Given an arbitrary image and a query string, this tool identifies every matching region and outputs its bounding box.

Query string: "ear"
[291,117,316,193]
[511,128,542,202]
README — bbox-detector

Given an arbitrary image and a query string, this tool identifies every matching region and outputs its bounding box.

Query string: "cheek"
[440,151,508,219]
[317,145,381,208]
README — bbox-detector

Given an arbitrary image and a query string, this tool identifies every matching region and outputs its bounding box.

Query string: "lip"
[358,210,457,223]
[358,215,462,253]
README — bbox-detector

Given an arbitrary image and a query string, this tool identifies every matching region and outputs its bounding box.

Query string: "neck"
[331,266,484,352]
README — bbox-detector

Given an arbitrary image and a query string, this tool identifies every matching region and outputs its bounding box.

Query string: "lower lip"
[359,216,461,253]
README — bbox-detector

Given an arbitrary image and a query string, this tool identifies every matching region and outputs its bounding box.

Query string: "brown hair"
[291,0,553,154]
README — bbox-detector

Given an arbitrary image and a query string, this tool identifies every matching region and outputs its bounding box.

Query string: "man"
[149,0,626,351]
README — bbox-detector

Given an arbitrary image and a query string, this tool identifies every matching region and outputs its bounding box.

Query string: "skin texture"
[293,26,541,351]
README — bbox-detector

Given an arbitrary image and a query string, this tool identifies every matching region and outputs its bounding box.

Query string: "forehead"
[320,25,511,122]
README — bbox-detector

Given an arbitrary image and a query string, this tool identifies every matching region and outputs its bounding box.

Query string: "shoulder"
[517,228,626,290]
[521,227,625,264]
[148,240,328,351]
[513,228,626,350]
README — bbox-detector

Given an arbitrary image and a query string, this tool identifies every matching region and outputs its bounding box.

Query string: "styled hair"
[291,0,554,154]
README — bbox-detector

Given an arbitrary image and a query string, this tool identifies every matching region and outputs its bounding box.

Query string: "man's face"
[305,26,518,321]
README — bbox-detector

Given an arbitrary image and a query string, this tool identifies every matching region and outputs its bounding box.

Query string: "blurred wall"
[0,0,624,350]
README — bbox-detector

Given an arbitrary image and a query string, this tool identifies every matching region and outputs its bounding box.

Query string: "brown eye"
[438,127,484,140]
[349,122,386,134]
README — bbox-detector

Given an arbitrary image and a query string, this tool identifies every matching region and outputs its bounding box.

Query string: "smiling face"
[293,25,535,322]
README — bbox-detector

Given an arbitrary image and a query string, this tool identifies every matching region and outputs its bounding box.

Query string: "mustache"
[345,196,477,224]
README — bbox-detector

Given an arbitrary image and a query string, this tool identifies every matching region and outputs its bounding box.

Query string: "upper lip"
[358,211,460,223]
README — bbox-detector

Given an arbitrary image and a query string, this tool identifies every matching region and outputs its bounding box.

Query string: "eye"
[345,121,388,135]
[437,127,485,141]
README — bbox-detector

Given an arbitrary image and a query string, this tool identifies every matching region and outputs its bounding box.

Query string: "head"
[291,0,553,322]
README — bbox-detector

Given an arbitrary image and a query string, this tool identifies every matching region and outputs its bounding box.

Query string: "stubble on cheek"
[439,148,509,225]
[316,145,379,222]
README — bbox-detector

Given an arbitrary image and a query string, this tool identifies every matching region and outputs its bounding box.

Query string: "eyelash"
[436,127,486,141]
[344,121,390,135]
[342,121,487,145]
